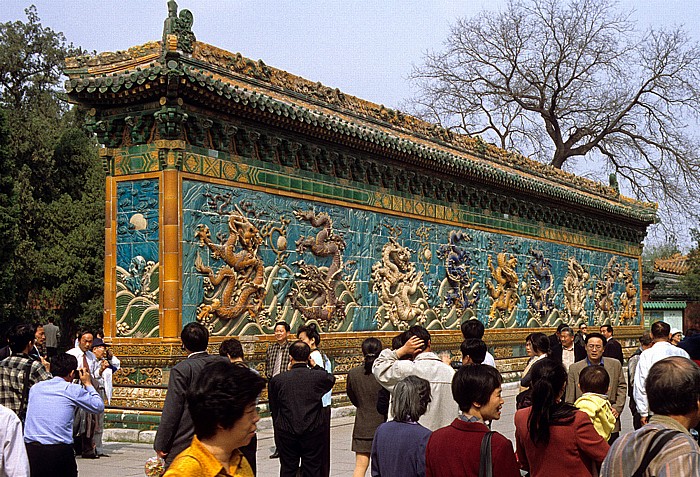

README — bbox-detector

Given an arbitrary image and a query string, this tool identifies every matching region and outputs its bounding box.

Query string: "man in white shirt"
[634,321,690,425]
[0,403,29,477]
[66,330,106,459]
[373,325,457,431]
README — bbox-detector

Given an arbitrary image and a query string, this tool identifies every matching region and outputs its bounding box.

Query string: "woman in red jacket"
[425,364,520,477]
[514,358,609,476]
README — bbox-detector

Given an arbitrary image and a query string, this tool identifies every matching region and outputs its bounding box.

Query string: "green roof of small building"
[643,301,687,310]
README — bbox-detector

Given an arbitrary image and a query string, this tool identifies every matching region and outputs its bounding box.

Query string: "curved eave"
[64,65,656,226]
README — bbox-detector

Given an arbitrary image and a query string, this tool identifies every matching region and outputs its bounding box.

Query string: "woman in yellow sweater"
[164,361,266,477]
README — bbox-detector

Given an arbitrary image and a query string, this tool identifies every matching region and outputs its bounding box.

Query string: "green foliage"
[682,229,700,300]
[0,9,103,339]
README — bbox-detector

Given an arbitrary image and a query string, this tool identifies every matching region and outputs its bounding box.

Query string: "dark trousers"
[73,412,97,457]
[240,434,257,475]
[277,427,325,477]
[26,442,77,477]
[608,432,620,445]
[321,406,331,477]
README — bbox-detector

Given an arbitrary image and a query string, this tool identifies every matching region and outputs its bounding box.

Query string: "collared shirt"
[24,377,104,445]
[265,341,291,379]
[483,351,496,367]
[164,435,254,477]
[600,415,700,477]
[633,341,690,417]
[458,413,482,424]
[66,347,99,376]
[0,404,29,477]
[0,354,52,415]
[310,349,333,407]
[562,346,575,371]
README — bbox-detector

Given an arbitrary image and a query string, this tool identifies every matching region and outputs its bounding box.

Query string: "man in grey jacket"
[372,325,457,431]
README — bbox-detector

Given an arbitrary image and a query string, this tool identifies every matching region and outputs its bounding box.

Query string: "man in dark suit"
[566,332,627,443]
[601,324,624,365]
[154,322,225,468]
[269,340,335,477]
[549,326,586,371]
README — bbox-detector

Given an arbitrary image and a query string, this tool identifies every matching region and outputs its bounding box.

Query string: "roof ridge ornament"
[162,0,196,54]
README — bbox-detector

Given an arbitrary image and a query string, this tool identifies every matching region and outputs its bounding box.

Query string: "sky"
[3,0,699,247]
[4,0,699,111]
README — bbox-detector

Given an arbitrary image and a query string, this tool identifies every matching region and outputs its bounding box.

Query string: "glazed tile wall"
[115,179,160,337]
[182,179,641,336]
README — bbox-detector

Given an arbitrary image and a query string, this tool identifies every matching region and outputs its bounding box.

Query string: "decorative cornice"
[63,5,656,228]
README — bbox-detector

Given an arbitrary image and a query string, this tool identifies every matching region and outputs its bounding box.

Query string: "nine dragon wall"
[113,177,641,339]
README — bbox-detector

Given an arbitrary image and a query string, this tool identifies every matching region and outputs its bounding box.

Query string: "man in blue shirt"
[24,353,104,477]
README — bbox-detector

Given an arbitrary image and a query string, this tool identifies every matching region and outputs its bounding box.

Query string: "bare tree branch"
[407,0,700,240]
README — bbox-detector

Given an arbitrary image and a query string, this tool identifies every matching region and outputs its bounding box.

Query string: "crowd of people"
[2,317,699,477]
[152,318,700,477]
[0,321,120,477]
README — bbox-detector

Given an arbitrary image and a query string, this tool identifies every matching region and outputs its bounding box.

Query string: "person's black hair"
[391,331,409,350]
[585,332,607,346]
[362,337,382,375]
[219,338,244,360]
[188,361,266,440]
[297,322,321,347]
[647,356,700,416]
[77,329,94,340]
[578,365,610,395]
[461,319,485,340]
[556,323,567,333]
[8,323,36,353]
[50,353,78,379]
[601,324,613,335]
[274,321,290,332]
[651,321,671,340]
[289,340,311,362]
[48,317,55,324]
[526,332,550,354]
[181,322,209,352]
[559,327,574,337]
[527,358,576,446]
[452,363,502,412]
[407,325,430,350]
[639,332,653,347]
[460,339,487,364]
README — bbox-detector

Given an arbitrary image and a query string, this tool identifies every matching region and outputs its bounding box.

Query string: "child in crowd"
[574,365,616,440]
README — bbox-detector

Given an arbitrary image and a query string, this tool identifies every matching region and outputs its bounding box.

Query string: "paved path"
[80,383,635,476]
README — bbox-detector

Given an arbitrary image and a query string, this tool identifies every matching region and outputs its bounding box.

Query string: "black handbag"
[479,431,494,477]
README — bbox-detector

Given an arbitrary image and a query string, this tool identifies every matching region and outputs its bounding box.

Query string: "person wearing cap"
[671,328,683,346]
[91,337,120,457]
